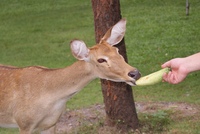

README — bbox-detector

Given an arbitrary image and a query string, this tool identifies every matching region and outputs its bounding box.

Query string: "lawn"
[0,0,200,133]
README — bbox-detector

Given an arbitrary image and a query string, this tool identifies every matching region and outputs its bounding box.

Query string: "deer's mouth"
[126,80,136,86]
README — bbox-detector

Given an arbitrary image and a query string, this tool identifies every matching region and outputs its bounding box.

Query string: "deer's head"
[70,19,141,86]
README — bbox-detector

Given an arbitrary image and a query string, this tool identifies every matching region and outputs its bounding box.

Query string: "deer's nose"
[128,70,141,80]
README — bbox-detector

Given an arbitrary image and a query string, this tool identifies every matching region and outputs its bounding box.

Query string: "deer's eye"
[97,58,107,63]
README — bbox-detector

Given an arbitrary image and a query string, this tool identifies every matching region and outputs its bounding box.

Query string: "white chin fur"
[101,78,136,86]
[126,81,136,86]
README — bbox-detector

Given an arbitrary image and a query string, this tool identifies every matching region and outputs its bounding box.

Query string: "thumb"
[161,60,171,68]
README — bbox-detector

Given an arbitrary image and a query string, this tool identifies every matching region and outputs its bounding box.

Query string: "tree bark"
[91,0,139,131]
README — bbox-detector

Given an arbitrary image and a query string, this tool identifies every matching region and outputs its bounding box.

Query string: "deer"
[0,19,141,134]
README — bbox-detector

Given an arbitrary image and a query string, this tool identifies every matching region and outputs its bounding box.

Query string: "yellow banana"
[135,68,170,86]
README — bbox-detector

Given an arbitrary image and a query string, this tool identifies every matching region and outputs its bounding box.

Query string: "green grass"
[0,0,200,133]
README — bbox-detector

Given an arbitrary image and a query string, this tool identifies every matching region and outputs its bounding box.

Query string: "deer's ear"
[100,19,126,46]
[70,40,90,61]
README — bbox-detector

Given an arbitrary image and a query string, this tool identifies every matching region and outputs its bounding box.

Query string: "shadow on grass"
[67,110,171,134]
[137,110,171,134]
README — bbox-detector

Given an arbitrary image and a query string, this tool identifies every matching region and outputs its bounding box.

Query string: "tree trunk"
[186,0,190,16]
[91,0,139,132]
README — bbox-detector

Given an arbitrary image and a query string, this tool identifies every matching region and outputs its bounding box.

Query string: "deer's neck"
[48,60,96,101]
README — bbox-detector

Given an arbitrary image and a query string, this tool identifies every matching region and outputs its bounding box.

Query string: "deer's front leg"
[41,125,55,134]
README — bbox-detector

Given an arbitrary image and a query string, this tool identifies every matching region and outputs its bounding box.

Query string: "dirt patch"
[136,102,199,117]
[55,102,199,133]
[56,104,105,133]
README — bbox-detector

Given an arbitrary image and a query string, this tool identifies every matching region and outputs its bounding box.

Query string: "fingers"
[162,61,176,84]
[162,72,170,82]
[163,71,179,84]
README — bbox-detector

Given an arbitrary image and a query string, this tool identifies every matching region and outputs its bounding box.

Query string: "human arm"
[162,52,200,84]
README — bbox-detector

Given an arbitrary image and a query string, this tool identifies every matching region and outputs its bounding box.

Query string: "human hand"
[161,58,189,84]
